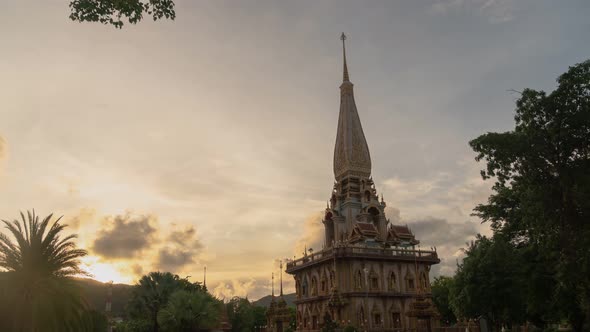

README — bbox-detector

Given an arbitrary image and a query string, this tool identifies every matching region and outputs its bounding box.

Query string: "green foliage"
[288,306,297,330]
[115,318,151,332]
[80,309,109,332]
[321,311,339,332]
[69,0,176,28]
[431,276,456,325]
[450,235,526,327]
[252,305,268,327]
[0,210,90,331]
[226,297,256,332]
[343,325,358,332]
[157,289,221,331]
[126,271,206,331]
[469,59,590,331]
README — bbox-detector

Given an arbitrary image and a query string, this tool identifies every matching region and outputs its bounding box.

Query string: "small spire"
[340,33,350,82]
[203,266,207,289]
[271,272,275,297]
[280,260,283,296]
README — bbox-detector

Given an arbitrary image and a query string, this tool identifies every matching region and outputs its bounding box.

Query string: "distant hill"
[75,278,133,317]
[252,293,296,308]
[0,273,133,317]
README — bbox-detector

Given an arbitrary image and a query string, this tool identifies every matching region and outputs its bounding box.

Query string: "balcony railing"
[286,245,438,271]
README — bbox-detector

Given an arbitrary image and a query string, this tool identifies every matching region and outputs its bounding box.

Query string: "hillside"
[252,293,296,308]
[76,278,133,317]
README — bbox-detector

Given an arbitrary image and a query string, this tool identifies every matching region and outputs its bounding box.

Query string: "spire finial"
[340,33,350,82]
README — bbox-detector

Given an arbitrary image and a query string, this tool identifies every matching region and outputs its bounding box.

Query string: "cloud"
[168,226,197,245]
[0,136,6,161]
[131,263,143,276]
[64,207,96,230]
[430,0,516,23]
[92,212,158,259]
[157,248,194,272]
[293,212,324,256]
[409,217,479,248]
[407,216,480,277]
[156,225,205,271]
[210,276,292,301]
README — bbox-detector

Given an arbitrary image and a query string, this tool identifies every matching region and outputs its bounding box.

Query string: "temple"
[267,263,292,331]
[283,34,441,332]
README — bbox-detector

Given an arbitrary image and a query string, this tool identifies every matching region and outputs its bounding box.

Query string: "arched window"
[359,306,366,326]
[388,271,397,291]
[320,274,328,294]
[420,272,429,290]
[295,279,301,298]
[406,274,415,291]
[368,207,380,225]
[369,271,379,290]
[302,278,308,296]
[311,276,318,296]
[391,312,401,328]
[365,190,371,202]
[374,312,382,327]
[355,270,363,289]
[330,270,336,288]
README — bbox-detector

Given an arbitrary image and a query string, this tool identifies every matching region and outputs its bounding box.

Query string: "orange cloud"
[64,207,97,230]
[293,212,324,257]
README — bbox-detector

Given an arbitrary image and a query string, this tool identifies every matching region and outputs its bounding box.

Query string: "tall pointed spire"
[341,33,350,82]
[333,33,372,181]
[203,266,207,289]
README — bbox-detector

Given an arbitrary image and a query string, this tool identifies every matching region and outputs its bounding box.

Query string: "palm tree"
[0,210,89,332]
[127,272,182,332]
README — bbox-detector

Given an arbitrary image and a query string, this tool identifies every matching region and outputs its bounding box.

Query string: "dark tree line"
[432,59,590,332]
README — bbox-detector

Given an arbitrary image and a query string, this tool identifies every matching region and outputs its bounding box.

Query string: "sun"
[81,256,134,284]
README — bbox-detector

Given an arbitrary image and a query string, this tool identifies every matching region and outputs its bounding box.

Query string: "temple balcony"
[285,245,439,274]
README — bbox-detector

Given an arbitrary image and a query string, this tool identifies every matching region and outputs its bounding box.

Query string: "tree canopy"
[450,235,526,328]
[69,0,176,28]
[466,59,590,331]
[431,276,456,325]
[123,271,210,332]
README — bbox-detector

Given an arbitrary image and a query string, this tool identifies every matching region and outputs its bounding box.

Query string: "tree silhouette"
[157,289,221,331]
[0,210,89,331]
[470,59,590,331]
[126,271,206,332]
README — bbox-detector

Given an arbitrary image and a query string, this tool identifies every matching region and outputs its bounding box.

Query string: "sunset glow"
[1,0,588,301]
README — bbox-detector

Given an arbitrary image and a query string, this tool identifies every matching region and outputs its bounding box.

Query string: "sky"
[0,0,589,300]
